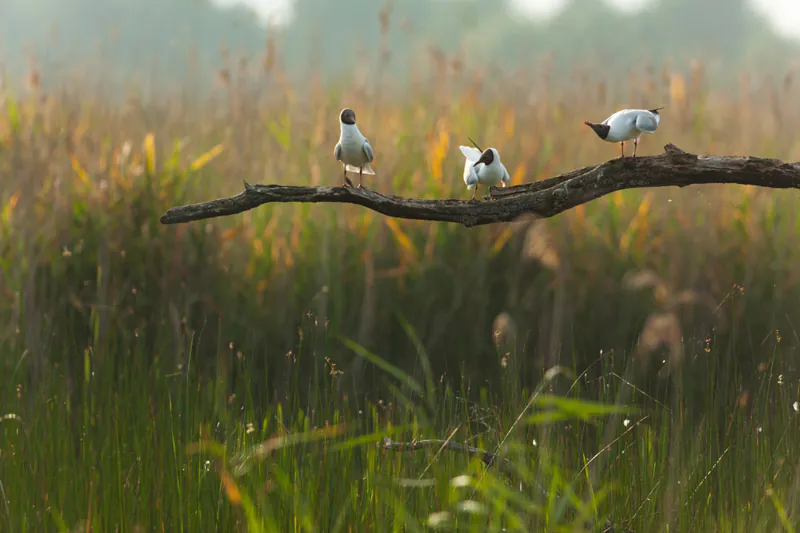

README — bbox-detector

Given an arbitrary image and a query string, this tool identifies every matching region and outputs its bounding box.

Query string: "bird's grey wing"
[502,167,510,186]
[635,112,659,133]
[603,109,631,127]
[601,110,624,126]
[362,140,374,163]
[334,142,343,161]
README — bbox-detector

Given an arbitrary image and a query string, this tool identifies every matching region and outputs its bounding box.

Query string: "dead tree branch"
[160,145,800,227]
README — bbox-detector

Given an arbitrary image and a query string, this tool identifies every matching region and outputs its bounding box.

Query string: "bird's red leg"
[633,138,638,158]
[620,142,625,158]
[358,167,364,189]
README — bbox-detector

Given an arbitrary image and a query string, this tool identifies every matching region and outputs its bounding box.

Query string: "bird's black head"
[340,108,356,125]
[584,121,611,140]
[474,148,495,167]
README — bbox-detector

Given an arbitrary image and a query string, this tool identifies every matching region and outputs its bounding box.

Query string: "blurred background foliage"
[2,0,800,94]
[2,1,800,530]
[1,40,799,403]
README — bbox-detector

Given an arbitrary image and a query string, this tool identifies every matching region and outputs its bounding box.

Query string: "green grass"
[1,58,800,531]
[2,327,799,531]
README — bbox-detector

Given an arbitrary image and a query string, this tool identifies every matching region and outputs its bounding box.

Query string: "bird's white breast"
[339,124,370,166]
[477,162,506,186]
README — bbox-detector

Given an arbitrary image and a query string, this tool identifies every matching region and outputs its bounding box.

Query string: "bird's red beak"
[583,121,592,127]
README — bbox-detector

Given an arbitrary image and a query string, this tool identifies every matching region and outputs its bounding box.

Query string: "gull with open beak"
[584,107,663,158]
[334,108,375,188]
[459,141,510,200]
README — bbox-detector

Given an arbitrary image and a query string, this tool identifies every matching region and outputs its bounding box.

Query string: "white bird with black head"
[584,107,663,158]
[459,142,510,200]
[334,108,375,188]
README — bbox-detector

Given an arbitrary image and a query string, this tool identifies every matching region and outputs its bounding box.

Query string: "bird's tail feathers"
[346,163,376,175]
[459,145,482,162]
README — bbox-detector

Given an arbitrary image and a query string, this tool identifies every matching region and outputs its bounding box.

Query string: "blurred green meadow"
[1,51,800,532]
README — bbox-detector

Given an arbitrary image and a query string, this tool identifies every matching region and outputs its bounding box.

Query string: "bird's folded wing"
[601,109,628,126]
[362,141,374,163]
[635,112,659,133]
[459,145,482,162]
[334,142,343,161]
[463,162,479,188]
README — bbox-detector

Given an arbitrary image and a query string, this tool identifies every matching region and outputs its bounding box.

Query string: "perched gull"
[334,108,375,188]
[459,144,510,200]
[584,107,663,158]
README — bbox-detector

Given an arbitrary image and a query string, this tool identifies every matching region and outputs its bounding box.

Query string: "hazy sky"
[212,0,800,40]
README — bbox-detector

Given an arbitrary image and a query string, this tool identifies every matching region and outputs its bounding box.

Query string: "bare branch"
[379,437,511,470]
[160,145,800,227]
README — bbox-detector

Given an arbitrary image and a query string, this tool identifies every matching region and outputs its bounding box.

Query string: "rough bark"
[160,145,800,227]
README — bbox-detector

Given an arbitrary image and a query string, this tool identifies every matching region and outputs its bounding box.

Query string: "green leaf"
[525,394,637,425]
[397,313,437,411]
[328,424,409,452]
[340,336,423,396]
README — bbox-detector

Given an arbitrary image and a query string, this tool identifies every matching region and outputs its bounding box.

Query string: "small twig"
[417,426,460,480]
[0,478,11,533]
[380,437,511,470]
[609,372,671,412]
[630,480,661,522]
[575,415,650,479]
[468,136,483,152]
[685,447,729,506]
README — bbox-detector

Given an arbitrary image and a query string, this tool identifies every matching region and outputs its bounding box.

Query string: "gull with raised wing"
[459,143,510,201]
[584,107,663,158]
[334,108,375,188]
